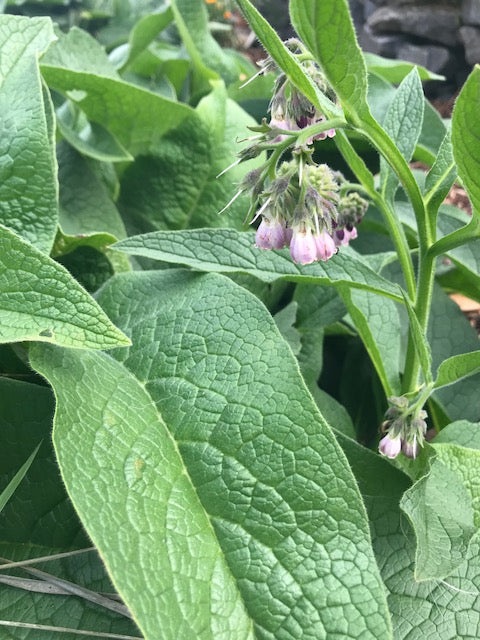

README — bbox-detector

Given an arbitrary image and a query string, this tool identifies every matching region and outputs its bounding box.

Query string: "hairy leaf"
[0,15,58,252]
[31,270,393,639]
[0,225,129,349]
[113,229,404,300]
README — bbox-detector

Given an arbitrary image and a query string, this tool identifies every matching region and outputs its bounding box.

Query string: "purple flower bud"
[402,438,419,459]
[314,230,336,262]
[379,434,402,459]
[334,226,358,247]
[290,227,318,265]
[255,218,287,250]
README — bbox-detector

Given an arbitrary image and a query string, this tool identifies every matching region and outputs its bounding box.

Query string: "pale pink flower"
[379,434,402,459]
[314,230,336,261]
[290,227,317,265]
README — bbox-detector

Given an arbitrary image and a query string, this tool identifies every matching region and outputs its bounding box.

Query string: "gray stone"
[359,24,405,57]
[348,0,365,29]
[363,0,378,19]
[397,43,458,76]
[368,6,461,47]
[462,0,480,26]
[359,0,458,5]
[460,25,480,64]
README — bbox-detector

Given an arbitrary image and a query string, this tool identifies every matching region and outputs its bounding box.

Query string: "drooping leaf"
[113,228,404,300]
[0,224,130,349]
[364,52,444,84]
[31,269,393,639]
[41,28,192,156]
[0,15,58,252]
[56,101,133,163]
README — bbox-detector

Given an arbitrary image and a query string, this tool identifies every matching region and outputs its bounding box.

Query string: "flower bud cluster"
[247,161,367,265]
[378,396,428,459]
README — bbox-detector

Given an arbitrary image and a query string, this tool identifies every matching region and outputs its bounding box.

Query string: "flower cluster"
[378,396,428,459]
[247,161,367,265]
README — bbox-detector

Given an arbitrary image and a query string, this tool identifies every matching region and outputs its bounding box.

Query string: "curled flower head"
[379,397,428,459]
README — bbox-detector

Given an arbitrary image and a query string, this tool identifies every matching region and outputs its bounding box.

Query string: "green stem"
[294,117,347,147]
[402,250,436,393]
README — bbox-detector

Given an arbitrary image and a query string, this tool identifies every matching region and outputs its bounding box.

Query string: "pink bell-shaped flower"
[314,229,336,262]
[255,218,287,250]
[290,227,317,265]
[378,433,402,459]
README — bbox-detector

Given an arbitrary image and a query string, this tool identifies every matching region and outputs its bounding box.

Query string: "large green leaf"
[364,52,444,84]
[113,228,404,300]
[31,270,393,639]
[424,132,456,219]
[40,28,192,156]
[0,225,129,349]
[0,15,58,252]
[379,69,424,200]
[119,83,261,232]
[452,66,480,216]
[289,0,370,120]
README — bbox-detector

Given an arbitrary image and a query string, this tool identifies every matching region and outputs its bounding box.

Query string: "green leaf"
[417,99,448,160]
[170,0,237,85]
[118,83,262,232]
[235,0,338,118]
[429,285,480,422]
[402,290,433,385]
[310,387,356,440]
[434,420,480,449]
[273,302,301,355]
[56,101,133,163]
[120,5,174,70]
[53,142,127,258]
[289,0,371,120]
[434,351,480,390]
[424,132,456,218]
[0,443,41,514]
[437,205,480,287]
[112,228,404,300]
[452,66,480,216]
[380,68,425,200]
[0,224,130,349]
[364,52,445,83]
[400,458,476,581]
[0,15,58,252]
[41,29,193,156]
[340,287,402,396]
[31,269,393,639]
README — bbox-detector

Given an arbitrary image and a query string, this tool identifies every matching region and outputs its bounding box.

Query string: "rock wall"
[351,0,480,93]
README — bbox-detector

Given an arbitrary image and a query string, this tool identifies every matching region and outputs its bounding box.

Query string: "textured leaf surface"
[33,269,392,639]
[119,84,261,232]
[434,351,480,390]
[380,69,424,200]
[31,341,254,640]
[400,459,475,581]
[0,225,129,349]
[452,66,480,216]
[290,0,370,119]
[0,15,58,252]
[113,228,403,300]
[434,420,480,449]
